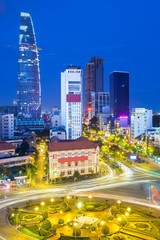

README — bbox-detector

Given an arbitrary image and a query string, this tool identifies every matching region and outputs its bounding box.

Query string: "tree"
[89,116,100,131]
[101,225,109,235]
[42,211,48,221]
[19,138,29,155]
[41,219,52,231]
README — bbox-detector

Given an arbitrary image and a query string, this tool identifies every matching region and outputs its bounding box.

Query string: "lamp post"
[117,217,122,233]
[73,222,78,239]
[41,201,45,211]
[88,195,92,202]
[117,200,122,212]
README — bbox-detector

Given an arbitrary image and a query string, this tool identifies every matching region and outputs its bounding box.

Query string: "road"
[0,164,160,239]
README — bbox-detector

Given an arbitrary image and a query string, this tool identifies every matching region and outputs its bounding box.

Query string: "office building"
[110,71,129,120]
[131,108,152,138]
[91,92,109,117]
[0,106,18,117]
[61,66,82,140]
[0,114,14,140]
[85,57,104,119]
[17,12,41,118]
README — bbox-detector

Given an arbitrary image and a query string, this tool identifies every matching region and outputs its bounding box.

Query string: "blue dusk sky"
[0,0,160,112]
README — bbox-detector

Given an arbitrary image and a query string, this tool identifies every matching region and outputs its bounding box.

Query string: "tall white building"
[131,108,152,138]
[61,66,82,139]
[0,114,14,140]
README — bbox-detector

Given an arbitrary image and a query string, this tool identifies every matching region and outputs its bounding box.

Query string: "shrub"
[72,227,81,236]
[108,215,114,221]
[42,211,48,221]
[39,228,49,236]
[101,225,109,235]
[58,218,64,224]
[113,234,126,240]
[60,202,71,211]
[90,225,96,231]
[85,205,95,211]
[42,219,52,231]
[26,225,39,234]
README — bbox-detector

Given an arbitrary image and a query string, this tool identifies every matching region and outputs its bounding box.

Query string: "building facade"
[15,117,45,131]
[48,137,99,180]
[0,114,14,140]
[131,108,153,138]
[61,66,82,140]
[91,92,109,118]
[110,71,129,120]
[85,57,104,119]
[17,12,41,118]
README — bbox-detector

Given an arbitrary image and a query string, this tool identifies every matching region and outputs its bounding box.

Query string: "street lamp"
[117,217,122,233]
[77,202,82,209]
[88,195,92,201]
[41,201,45,211]
[50,198,54,204]
[117,200,122,211]
[73,222,78,239]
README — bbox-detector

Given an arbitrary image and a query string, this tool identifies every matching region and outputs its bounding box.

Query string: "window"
[81,161,84,166]
[74,152,78,157]
[81,169,85,173]
[68,152,71,157]
[88,167,92,172]
[61,152,65,158]
[88,159,92,165]
[88,151,92,156]
[67,171,72,175]
[60,172,65,176]
[81,151,84,156]
[61,163,65,168]
[68,162,71,167]
[75,162,78,166]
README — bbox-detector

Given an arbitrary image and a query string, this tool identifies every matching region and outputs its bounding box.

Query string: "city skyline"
[1,0,160,112]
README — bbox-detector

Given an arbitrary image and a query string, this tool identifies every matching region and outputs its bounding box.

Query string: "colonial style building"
[48,137,99,180]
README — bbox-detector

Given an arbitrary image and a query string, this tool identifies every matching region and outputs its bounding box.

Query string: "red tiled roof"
[0,142,16,151]
[49,137,99,152]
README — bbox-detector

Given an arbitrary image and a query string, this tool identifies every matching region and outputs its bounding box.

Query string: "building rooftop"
[49,137,99,151]
[0,141,16,151]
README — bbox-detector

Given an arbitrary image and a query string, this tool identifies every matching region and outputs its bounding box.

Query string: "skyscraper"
[109,71,129,119]
[17,12,41,118]
[61,66,82,140]
[85,57,104,118]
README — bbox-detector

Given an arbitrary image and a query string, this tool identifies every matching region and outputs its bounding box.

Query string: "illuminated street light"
[117,200,121,205]
[50,198,54,203]
[35,207,39,211]
[125,212,129,217]
[41,201,45,211]
[126,207,131,212]
[77,202,82,209]
[88,195,92,201]
[100,220,105,226]
[73,222,78,239]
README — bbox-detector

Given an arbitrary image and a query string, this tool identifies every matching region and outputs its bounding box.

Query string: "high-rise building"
[131,108,152,138]
[90,92,109,117]
[0,114,14,140]
[85,57,104,118]
[17,12,41,118]
[61,66,82,140]
[110,71,129,119]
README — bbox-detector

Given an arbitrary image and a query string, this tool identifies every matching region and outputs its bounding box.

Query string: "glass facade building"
[17,12,41,118]
[109,71,129,118]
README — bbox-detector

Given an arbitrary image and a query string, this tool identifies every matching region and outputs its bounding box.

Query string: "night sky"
[1,0,160,112]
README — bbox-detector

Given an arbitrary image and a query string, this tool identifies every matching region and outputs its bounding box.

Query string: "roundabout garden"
[7,196,160,240]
